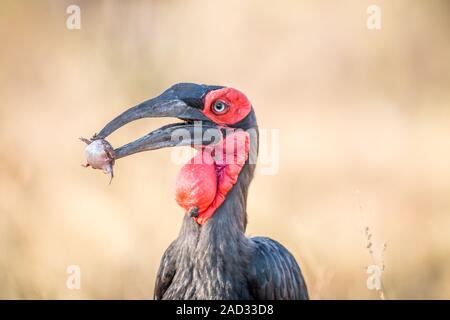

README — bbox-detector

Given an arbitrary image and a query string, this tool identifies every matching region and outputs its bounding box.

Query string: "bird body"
[155,156,308,300]
[90,83,308,300]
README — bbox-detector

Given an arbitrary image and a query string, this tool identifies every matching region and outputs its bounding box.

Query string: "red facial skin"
[203,87,252,125]
[174,88,252,225]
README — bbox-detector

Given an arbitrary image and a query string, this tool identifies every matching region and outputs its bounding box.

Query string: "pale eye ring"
[212,100,228,114]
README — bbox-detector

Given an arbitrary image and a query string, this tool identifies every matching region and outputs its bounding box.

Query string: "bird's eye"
[212,100,228,114]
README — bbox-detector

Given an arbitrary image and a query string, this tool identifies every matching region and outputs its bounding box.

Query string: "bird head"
[94,83,258,225]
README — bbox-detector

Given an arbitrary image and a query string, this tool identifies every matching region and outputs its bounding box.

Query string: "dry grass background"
[0,0,449,299]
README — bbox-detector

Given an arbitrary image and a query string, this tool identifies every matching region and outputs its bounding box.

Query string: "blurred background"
[0,0,449,299]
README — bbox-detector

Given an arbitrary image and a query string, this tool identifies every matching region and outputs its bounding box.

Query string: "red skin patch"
[174,131,250,225]
[203,88,252,125]
[175,152,217,213]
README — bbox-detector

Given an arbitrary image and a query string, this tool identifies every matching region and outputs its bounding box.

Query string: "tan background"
[0,0,449,299]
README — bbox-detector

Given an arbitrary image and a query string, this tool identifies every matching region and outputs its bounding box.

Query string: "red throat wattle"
[175,131,250,225]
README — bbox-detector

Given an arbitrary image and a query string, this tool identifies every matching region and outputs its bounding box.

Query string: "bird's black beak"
[93,83,223,160]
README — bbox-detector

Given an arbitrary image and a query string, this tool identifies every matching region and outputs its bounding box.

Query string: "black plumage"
[154,157,308,300]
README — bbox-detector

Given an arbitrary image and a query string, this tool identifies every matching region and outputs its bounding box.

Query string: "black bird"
[94,83,308,300]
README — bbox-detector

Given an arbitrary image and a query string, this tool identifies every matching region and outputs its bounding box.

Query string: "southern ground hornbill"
[87,83,308,300]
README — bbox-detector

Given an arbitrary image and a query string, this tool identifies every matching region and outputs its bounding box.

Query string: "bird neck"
[169,151,257,299]
[178,161,254,236]
[176,127,258,243]
[172,163,255,298]
[212,161,254,232]
[175,129,257,225]
[204,127,258,231]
